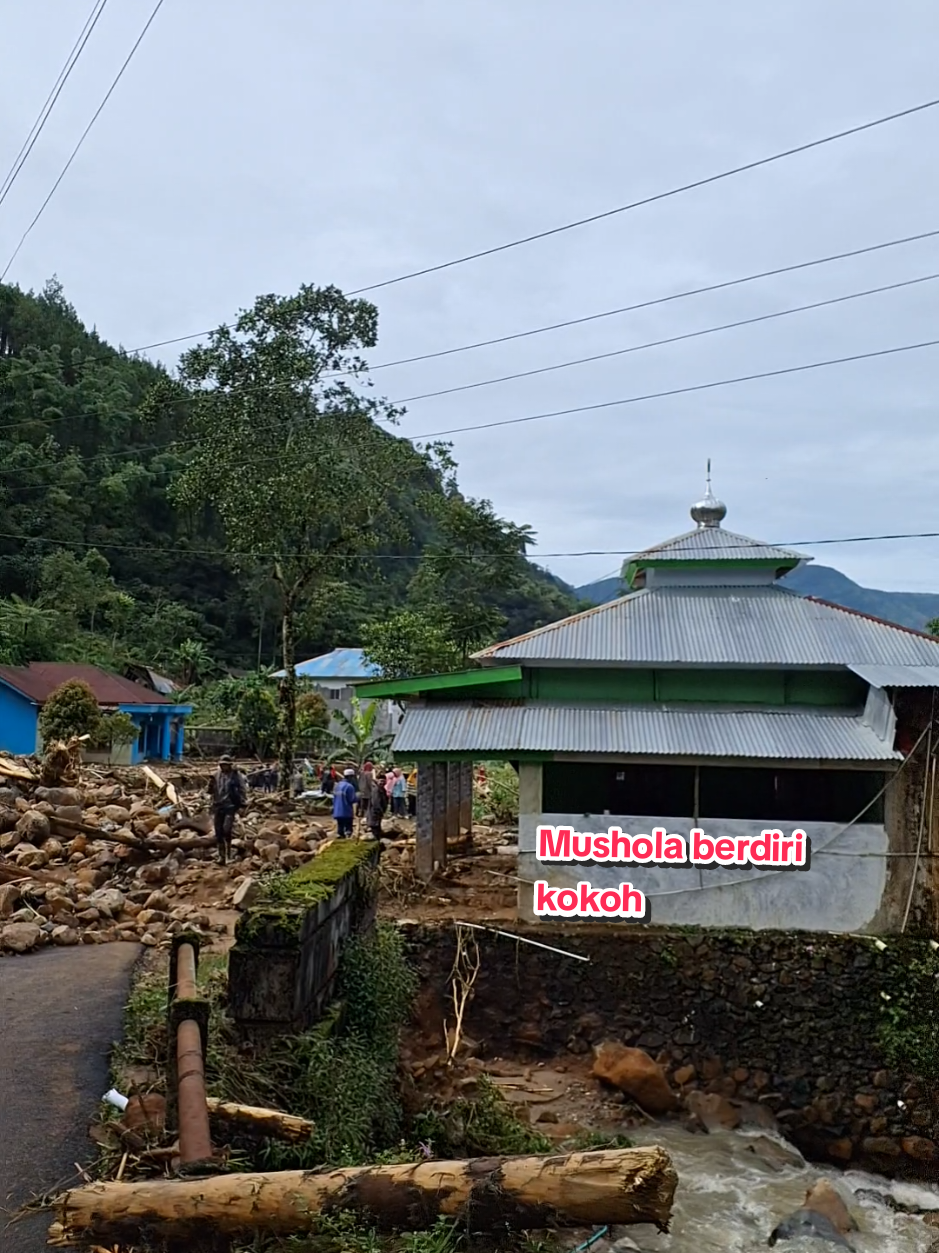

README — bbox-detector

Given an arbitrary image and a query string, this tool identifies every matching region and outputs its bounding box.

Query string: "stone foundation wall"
[228,844,379,1039]
[403,923,939,1180]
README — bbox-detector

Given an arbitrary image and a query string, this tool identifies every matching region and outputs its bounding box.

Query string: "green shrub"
[38,679,102,744]
[235,686,279,756]
[296,689,330,742]
[92,710,139,751]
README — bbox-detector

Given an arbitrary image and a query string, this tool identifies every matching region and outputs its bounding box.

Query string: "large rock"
[1,921,43,953]
[87,887,126,917]
[591,1042,678,1114]
[16,810,51,845]
[232,878,259,909]
[0,883,21,918]
[803,1180,857,1234]
[35,786,83,809]
[686,1090,741,1131]
[12,842,48,868]
[768,1209,853,1249]
[51,925,80,946]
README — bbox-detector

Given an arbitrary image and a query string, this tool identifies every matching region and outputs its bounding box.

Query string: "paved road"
[0,944,140,1253]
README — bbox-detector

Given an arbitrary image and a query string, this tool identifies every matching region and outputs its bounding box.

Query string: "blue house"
[0,663,193,763]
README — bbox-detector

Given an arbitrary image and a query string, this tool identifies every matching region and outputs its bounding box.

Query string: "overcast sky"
[2,1,939,592]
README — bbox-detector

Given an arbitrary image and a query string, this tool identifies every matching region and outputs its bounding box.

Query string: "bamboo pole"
[48,1147,676,1245]
[205,1097,315,1142]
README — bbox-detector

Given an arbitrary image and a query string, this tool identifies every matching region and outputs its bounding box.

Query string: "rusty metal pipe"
[176,1016,212,1164]
[176,941,198,1001]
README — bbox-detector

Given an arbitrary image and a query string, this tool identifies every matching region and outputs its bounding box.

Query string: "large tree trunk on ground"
[205,1097,315,1142]
[48,1147,676,1246]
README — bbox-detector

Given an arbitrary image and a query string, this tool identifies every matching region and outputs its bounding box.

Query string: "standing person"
[384,767,395,801]
[368,770,389,840]
[391,767,407,817]
[358,761,374,819]
[207,754,247,866]
[333,768,357,838]
[406,766,418,818]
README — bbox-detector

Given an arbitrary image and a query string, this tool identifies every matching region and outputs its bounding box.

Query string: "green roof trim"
[625,555,800,588]
[356,664,524,699]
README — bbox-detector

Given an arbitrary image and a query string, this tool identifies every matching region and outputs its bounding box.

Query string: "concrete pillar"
[445,762,461,840]
[160,714,172,761]
[460,761,473,833]
[517,763,544,921]
[432,761,448,869]
[416,765,435,881]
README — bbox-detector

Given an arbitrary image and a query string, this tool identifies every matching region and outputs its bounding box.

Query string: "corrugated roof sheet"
[273,648,379,681]
[0,663,172,706]
[474,586,939,667]
[849,663,939,688]
[393,703,901,760]
[629,526,808,564]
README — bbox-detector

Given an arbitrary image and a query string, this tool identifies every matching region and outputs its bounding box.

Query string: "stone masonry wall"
[404,923,939,1181]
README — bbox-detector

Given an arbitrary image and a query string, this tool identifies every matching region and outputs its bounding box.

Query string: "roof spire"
[690,459,727,528]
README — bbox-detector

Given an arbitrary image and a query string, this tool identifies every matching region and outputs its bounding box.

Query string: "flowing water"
[623,1123,939,1252]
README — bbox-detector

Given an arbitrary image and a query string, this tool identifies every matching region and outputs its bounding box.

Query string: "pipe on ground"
[173,943,212,1165]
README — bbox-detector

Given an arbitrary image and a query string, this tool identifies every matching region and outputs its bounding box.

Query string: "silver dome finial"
[690,458,727,528]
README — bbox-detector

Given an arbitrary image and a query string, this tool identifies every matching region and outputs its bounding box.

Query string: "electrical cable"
[344,95,939,296]
[0,0,167,283]
[0,0,110,211]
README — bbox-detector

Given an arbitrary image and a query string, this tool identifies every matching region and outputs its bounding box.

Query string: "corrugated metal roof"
[849,663,939,688]
[273,648,379,681]
[629,526,808,564]
[0,663,172,706]
[392,703,901,761]
[474,586,939,667]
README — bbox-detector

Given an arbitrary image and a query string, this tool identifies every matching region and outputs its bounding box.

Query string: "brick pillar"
[432,761,448,869]
[446,762,461,840]
[460,761,473,833]
[416,764,435,881]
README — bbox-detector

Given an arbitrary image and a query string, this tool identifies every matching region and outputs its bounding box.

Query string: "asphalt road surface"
[0,944,140,1253]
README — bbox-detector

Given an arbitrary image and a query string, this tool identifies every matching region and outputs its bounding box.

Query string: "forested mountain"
[0,279,581,677]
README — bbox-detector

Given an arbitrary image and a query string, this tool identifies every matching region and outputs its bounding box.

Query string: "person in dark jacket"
[368,770,388,840]
[207,754,247,865]
[333,768,357,838]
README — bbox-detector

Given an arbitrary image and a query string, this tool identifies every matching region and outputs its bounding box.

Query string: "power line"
[391,271,939,405]
[0,0,110,211]
[1,332,938,485]
[3,527,939,563]
[11,263,939,440]
[345,94,939,296]
[0,0,167,284]
[406,335,939,441]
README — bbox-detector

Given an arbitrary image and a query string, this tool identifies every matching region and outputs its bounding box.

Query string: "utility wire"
[0,0,167,284]
[10,263,939,441]
[0,332,937,482]
[2,528,939,564]
[344,94,939,295]
[392,270,939,405]
[0,0,110,211]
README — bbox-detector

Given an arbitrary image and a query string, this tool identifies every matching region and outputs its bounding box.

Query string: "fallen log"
[47,1147,676,1245]
[142,764,181,809]
[0,756,37,783]
[205,1097,315,1143]
[49,815,215,855]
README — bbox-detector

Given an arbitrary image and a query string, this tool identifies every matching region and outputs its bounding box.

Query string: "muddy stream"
[624,1122,938,1251]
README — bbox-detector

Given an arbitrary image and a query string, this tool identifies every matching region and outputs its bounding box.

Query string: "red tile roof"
[0,663,173,707]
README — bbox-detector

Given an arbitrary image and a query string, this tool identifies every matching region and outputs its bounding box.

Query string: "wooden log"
[143,764,180,808]
[49,815,214,854]
[205,1097,315,1143]
[47,1147,676,1245]
[0,756,36,782]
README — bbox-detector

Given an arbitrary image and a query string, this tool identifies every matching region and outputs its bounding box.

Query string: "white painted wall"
[516,764,888,932]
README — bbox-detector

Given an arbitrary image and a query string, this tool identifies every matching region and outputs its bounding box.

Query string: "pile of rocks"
[0,770,335,956]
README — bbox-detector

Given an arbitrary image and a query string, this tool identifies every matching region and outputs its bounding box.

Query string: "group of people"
[330,762,417,840]
[205,755,419,864]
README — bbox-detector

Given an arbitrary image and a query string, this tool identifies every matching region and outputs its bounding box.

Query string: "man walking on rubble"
[207,754,247,865]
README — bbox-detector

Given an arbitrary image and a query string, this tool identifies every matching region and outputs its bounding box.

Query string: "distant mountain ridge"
[574,565,939,634]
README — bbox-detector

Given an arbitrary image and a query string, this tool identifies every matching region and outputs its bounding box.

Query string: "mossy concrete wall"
[228,841,380,1039]
[404,923,939,1181]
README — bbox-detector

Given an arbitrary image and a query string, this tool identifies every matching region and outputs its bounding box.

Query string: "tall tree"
[164,284,433,787]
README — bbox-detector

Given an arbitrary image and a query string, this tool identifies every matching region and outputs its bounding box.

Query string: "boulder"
[35,787,83,809]
[686,1090,741,1131]
[12,842,48,868]
[1,921,43,953]
[0,883,21,918]
[0,829,19,853]
[102,805,132,824]
[53,805,85,825]
[232,878,259,909]
[768,1209,853,1249]
[803,1180,858,1235]
[88,888,126,917]
[16,810,50,845]
[591,1042,678,1114]
[51,925,80,946]
[142,890,171,912]
[744,1136,804,1170]
[40,837,65,860]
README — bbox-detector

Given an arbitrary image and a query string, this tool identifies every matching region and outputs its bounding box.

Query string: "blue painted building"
[0,663,193,763]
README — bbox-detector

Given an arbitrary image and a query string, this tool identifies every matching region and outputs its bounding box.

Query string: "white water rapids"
[621,1123,939,1251]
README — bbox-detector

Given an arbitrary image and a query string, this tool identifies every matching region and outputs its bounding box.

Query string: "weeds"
[412,1076,552,1158]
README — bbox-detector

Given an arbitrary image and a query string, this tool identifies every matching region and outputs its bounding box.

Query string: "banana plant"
[323,694,394,769]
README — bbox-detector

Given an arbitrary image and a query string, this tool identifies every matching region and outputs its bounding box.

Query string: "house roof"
[392,702,902,762]
[0,663,173,707]
[848,663,939,688]
[273,648,380,681]
[627,524,808,566]
[473,585,939,668]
